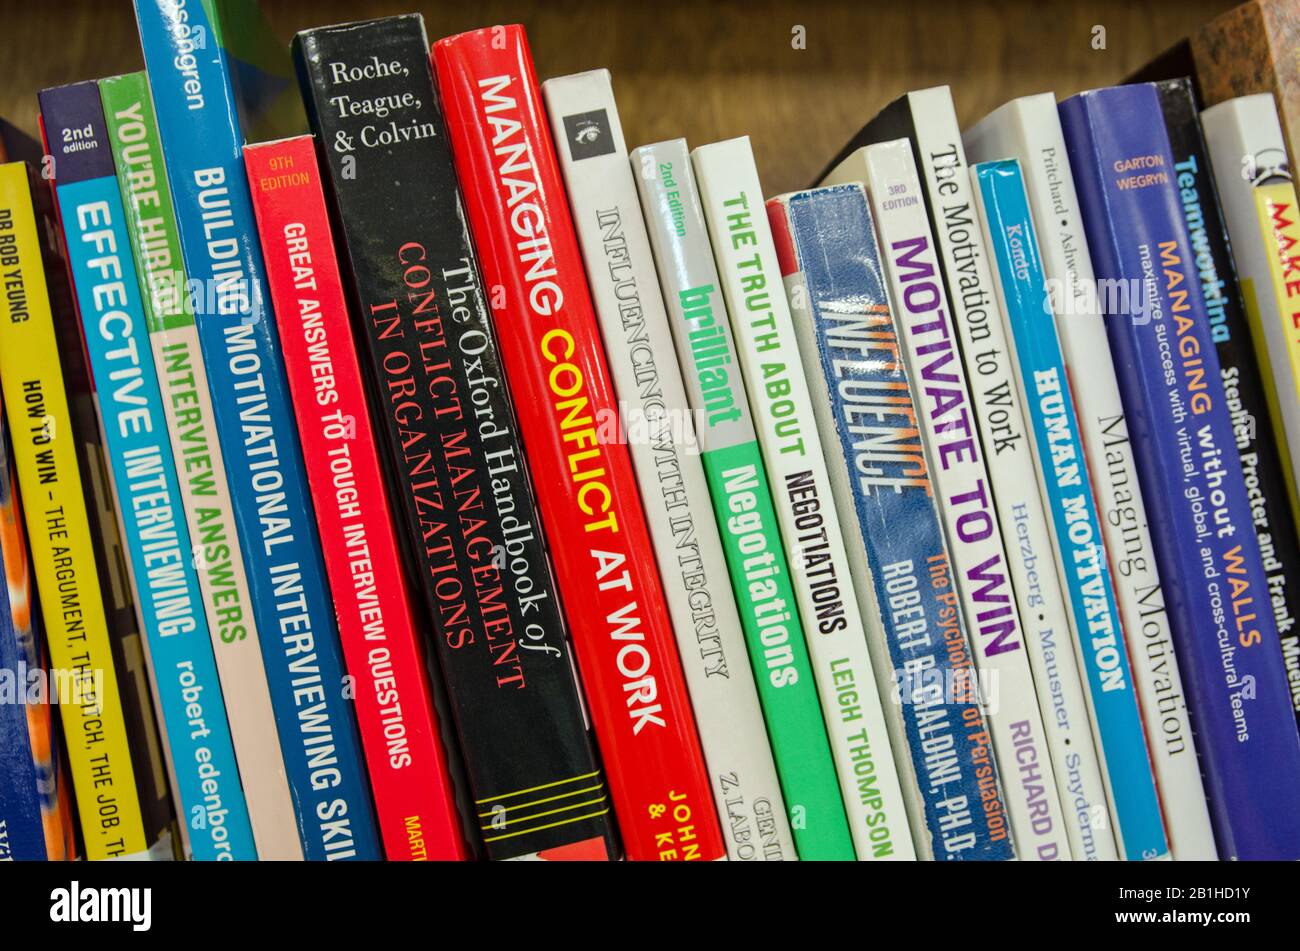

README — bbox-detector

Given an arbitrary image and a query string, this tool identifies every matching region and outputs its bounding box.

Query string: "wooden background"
[2,0,1236,194]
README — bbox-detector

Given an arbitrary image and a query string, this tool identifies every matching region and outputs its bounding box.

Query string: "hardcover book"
[40,79,257,861]
[1060,82,1300,859]
[693,135,913,860]
[134,0,381,860]
[965,93,1216,860]
[246,133,467,861]
[972,158,1167,862]
[773,182,1015,861]
[0,161,174,860]
[0,405,76,861]
[856,139,1069,861]
[632,138,848,860]
[99,70,302,860]
[1159,82,1300,732]
[433,24,724,861]
[824,88,1117,861]
[297,16,618,862]
[545,70,794,861]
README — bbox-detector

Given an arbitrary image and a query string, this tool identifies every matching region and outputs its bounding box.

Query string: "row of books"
[1,0,1299,862]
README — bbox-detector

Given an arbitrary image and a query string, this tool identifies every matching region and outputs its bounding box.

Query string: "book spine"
[693,135,913,860]
[963,95,1216,859]
[134,0,381,860]
[1061,82,1300,859]
[0,162,153,860]
[298,16,617,862]
[40,80,257,861]
[972,158,1169,862]
[877,90,1115,861]
[433,24,724,862]
[245,134,466,861]
[1163,86,1300,732]
[544,72,794,861]
[632,139,846,860]
[0,406,76,861]
[1253,156,1300,519]
[1204,97,1300,522]
[861,139,1069,861]
[98,71,303,861]
[775,183,1016,861]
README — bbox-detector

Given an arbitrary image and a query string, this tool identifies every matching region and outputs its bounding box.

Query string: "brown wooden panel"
[1,0,1236,194]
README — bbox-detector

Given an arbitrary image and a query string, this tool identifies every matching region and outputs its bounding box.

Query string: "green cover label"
[706,439,852,858]
[100,73,191,334]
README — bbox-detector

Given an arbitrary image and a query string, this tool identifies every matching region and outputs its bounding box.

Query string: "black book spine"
[814,94,915,188]
[1157,77,1300,725]
[293,14,619,860]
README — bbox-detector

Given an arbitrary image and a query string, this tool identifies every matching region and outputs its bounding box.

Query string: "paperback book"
[972,158,1167,863]
[824,88,1117,860]
[99,70,302,860]
[773,182,1015,861]
[1160,82,1300,731]
[40,79,257,861]
[545,70,794,861]
[246,133,467,861]
[0,161,174,860]
[1061,82,1300,859]
[433,24,724,861]
[298,15,619,861]
[632,138,848,860]
[693,135,913,860]
[0,405,76,861]
[856,138,1069,861]
[964,94,1216,859]
[135,0,381,860]
[1202,95,1300,522]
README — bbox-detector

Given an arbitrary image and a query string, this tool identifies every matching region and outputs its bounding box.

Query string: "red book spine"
[244,136,466,861]
[432,25,725,861]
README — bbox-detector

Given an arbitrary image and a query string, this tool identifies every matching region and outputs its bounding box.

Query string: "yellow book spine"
[0,162,147,859]
[1255,182,1300,526]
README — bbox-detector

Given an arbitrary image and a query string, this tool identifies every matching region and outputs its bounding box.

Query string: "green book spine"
[633,139,854,859]
[98,72,302,860]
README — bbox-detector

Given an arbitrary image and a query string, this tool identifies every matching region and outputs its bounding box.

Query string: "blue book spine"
[0,416,51,861]
[973,159,1168,861]
[783,185,1015,860]
[133,0,380,859]
[1060,83,1300,859]
[39,80,256,861]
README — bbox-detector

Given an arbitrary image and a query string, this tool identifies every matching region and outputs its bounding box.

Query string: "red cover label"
[432,25,724,860]
[245,136,466,861]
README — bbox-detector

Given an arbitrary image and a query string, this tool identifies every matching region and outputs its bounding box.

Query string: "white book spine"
[859,138,1070,861]
[1202,94,1300,513]
[964,94,1216,859]
[692,136,915,860]
[542,73,796,861]
[856,87,1112,860]
[147,327,302,860]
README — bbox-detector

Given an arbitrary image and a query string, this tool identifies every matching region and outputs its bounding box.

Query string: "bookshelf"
[4,0,1235,193]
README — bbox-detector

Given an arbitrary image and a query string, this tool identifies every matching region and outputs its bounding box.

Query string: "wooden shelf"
[4,0,1235,194]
